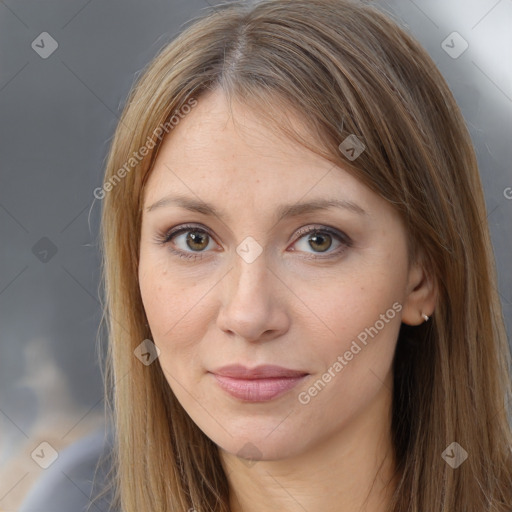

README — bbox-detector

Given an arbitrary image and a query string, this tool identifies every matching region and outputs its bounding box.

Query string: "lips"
[210,364,309,402]
[212,364,308,379]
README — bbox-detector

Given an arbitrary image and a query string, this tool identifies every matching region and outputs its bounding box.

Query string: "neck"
[219,382,397,512]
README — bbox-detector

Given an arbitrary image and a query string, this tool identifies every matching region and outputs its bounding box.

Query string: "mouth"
[209,364,309,402]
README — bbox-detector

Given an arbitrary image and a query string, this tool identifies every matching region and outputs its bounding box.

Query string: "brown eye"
[306,232,332,252]
[292,225,352,259]
[155,223,352,262]
[185,230,210,251]
[153,224,217,261]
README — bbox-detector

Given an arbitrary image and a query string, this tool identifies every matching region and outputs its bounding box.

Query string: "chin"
[218,433,307,462]
[193,411,315,462]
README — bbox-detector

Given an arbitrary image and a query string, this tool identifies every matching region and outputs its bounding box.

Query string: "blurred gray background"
[1,0,511,508]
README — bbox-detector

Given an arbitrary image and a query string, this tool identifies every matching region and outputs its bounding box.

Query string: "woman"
[96,0,512,510]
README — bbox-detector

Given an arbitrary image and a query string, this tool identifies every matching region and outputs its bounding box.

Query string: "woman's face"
[138,89,428,461]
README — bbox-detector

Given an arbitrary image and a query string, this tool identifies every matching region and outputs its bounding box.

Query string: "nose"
[216,252,290,343]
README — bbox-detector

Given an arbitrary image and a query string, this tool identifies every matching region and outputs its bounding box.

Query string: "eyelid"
[155,222,352,260]
[293,224,353,246]
[155,223,213,242]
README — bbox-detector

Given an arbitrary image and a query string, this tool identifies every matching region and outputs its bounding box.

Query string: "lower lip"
[211,374,308,402]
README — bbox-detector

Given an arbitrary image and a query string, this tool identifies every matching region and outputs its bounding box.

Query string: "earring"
[421,313,430,322]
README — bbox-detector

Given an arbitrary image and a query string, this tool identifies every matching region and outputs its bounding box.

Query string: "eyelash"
[152,223,353,262]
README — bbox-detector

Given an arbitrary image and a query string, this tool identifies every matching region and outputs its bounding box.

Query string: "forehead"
[141,89,389,224]
[157,89,319,170]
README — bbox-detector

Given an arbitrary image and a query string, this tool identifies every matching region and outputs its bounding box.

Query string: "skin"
[138,88,437,512]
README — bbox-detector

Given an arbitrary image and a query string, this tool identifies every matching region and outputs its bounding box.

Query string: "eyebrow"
[145,194,367,222]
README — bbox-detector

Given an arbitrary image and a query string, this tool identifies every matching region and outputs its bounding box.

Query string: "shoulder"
[19,425,118,512]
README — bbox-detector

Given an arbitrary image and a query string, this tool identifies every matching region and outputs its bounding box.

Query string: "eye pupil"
[187,231,209,250]
[308,233,332,252]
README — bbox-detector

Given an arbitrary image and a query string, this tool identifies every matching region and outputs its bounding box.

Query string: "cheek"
[140,277,200,396]
[302,268,403,343]
[138,261,212,375]
[297,294,401,423]
[298,269,403,398]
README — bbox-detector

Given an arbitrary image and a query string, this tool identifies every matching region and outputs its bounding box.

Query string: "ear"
[401,255,438,326]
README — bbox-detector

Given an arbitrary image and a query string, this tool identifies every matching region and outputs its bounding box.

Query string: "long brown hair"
[97,1,512,510]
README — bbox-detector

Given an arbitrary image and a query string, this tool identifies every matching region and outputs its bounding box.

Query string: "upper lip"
[210,364,308,379]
